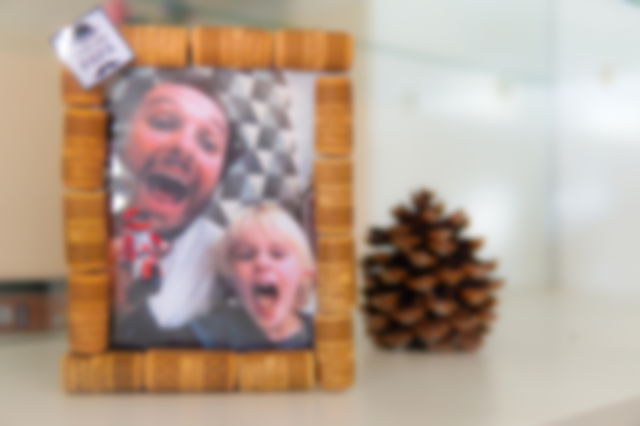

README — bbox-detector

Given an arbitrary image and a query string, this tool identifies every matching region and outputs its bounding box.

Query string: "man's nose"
[164,145,193,172]
[166,130,197,169]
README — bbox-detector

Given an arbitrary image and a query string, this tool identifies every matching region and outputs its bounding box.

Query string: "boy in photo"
[192,203,316,350]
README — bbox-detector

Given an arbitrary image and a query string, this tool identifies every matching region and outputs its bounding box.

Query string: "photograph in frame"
[107,67,318,351]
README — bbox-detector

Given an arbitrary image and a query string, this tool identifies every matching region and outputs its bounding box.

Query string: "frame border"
[61,25,355,393]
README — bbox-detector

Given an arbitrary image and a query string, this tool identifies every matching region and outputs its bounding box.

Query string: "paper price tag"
[51,7,134,89]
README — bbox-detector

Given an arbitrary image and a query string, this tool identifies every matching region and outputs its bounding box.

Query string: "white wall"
[0,0,555,289]
[367,0,554,288]
[369,0,551,80]
[555,0,640,295]
[0,0,101,279]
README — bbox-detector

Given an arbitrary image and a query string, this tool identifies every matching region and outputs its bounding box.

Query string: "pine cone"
[362,189,503,351]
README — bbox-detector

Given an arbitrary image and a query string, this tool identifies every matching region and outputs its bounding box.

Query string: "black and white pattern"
[107,67,303,225]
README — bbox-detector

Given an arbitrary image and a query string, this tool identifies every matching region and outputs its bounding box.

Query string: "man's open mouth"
[146,173,189,204]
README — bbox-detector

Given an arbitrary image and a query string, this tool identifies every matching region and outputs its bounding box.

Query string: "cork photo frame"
[61,26,355,392]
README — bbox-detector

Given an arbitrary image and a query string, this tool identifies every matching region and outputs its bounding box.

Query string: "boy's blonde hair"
[216,203,315,307]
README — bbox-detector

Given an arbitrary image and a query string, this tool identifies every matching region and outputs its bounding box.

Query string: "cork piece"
[315,313,353,341]
[61,68,104,106]
[314,156,354,233]
[64,191,109,272]
[315,183,353,235]
[317,235,356,313]
[63,352,145,393]
[68,271,110,354]
[325,264,355,305]
[314,158,353,186]
[316,351,355,390]
[236,351,315,392]
[274,30,353,71]
[144,350,237,392]
[63,109,108,190]
[317,76,352,106]
[315,77,353,156]
[191,27,273,68]
[315,313,355,390]
[120,26,189,67]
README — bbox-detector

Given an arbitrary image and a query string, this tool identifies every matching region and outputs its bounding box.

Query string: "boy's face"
[124,83,229,236]
[229,225,311,335]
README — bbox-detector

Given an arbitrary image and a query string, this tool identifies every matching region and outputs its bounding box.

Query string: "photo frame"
[61,26,355,392]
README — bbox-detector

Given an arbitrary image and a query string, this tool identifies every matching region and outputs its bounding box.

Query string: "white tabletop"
[2,288,640,426]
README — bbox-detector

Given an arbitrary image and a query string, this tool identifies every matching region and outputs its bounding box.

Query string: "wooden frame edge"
[120,26,190,67]
[190,26,274,69]
[313,75,356,390]
[274,29,354,71]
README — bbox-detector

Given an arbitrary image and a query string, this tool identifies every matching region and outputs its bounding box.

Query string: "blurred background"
[3,1,640,424]
[3,0,640,296]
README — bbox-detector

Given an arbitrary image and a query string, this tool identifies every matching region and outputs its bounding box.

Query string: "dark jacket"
[191,304,314,351]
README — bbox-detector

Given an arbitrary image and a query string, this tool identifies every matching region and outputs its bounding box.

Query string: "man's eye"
[198,130,218,154]
[147,113,181,131]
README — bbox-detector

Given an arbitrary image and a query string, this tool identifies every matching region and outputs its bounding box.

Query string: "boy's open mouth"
[252,282,280,318]
[146,173,190,205]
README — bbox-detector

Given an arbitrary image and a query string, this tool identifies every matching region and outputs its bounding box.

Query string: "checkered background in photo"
[108,66,307,226]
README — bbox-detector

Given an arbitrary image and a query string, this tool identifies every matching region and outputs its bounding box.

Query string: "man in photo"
[113,81,232,347]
